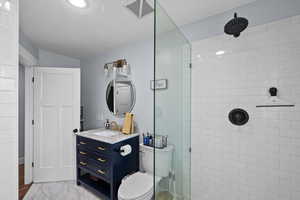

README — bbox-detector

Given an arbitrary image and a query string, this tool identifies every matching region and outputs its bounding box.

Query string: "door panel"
[40,106,57,168]
[34,67,80,182]
[60,106,74,167]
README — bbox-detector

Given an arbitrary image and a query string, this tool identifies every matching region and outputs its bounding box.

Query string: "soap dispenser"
[104,119,110,129]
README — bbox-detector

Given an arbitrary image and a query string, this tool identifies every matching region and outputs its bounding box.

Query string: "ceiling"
[20,0,257,59]
[158,0,257,26]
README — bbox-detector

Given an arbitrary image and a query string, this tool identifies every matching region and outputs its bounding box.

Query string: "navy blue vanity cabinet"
[76,135,139,200]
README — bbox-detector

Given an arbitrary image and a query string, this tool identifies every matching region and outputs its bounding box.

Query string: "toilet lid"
[118,172,154,200]
[119,190,153,200]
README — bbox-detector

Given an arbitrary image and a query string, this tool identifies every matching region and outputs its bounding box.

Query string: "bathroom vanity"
[76,129,139,200]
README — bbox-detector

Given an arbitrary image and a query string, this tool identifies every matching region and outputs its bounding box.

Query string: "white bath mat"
[23,181,101,200]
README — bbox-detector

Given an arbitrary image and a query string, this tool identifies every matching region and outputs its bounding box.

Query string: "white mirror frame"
[105,79,136,118]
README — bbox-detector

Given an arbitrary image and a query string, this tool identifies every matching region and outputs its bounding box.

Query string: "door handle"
[73,129,78,133]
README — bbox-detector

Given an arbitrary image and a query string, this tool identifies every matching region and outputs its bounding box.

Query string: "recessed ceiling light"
[67,0,88,8]
[216,50,225,56]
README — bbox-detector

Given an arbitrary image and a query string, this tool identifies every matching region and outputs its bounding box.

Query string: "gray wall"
[19,29,80,68]
[19,30,39,59]
[81,39,154,133]
[38,48,80,67]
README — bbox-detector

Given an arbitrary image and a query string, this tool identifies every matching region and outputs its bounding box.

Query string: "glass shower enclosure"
[154,2,191,200]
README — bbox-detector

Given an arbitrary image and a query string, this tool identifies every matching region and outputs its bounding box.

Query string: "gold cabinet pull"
[80,142,87,145]
[79,162,87,166]
[97,170,105,175]
[97,146,106,151]
[97,158,106,163]
[79,151,87,155]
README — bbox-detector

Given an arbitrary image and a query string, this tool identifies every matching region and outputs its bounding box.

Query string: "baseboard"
[19,157,25,165]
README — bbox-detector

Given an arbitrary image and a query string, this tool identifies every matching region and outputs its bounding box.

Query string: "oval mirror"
[106,80,136,117]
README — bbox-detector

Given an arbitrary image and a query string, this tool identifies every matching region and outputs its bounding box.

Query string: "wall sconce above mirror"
[0,0,11,11]
[104,59,131,78]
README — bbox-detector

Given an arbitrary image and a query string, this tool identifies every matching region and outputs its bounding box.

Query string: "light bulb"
[216,50,225,56]
[67,0,87,8]
[4,0,11,11]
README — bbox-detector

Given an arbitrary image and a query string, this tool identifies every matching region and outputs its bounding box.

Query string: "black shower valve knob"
[228,108,249,126]
[269,87,278,97]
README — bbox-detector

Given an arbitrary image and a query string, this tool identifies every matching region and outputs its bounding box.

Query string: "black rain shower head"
[224,13,249,38]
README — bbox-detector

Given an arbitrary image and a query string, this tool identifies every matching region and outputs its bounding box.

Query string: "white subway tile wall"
[192,15,300,200]
[0,0,18,199]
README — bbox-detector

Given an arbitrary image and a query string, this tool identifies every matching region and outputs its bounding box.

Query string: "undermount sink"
[92,130,120,137]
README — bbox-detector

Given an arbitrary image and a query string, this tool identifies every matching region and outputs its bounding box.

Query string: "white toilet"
[118,144,174,200]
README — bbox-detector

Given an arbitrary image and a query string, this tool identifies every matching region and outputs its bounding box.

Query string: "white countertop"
[76,128,139,144]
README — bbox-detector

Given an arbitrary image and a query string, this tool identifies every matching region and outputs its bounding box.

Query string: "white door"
[33,67,80,182]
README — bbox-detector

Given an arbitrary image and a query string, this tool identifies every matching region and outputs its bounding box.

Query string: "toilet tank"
[140,144,174,178]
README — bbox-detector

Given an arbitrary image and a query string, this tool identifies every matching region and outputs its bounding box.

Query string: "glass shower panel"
[154,2,191,200]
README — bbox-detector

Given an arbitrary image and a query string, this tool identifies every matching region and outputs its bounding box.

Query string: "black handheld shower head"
[224,13,249,38]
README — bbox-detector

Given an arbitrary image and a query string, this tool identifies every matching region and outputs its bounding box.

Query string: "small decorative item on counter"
[122,112,134,134]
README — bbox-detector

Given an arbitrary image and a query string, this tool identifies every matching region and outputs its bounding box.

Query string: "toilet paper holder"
[115,144,132,157]
[114,148,125,153]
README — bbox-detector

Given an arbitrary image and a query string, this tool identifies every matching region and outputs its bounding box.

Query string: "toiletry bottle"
[162,135,168,148]
[145,133,150,146]
[143,133,147,145]
[149,134,153,147]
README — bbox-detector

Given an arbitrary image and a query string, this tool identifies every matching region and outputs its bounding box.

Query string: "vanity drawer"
[93,142,111,155]
[77,136,111,155]
[90,153,111,167]
[88,160,111,181]
[77,155,89,168]
[77,136,93,146]
[77,148,89,157]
